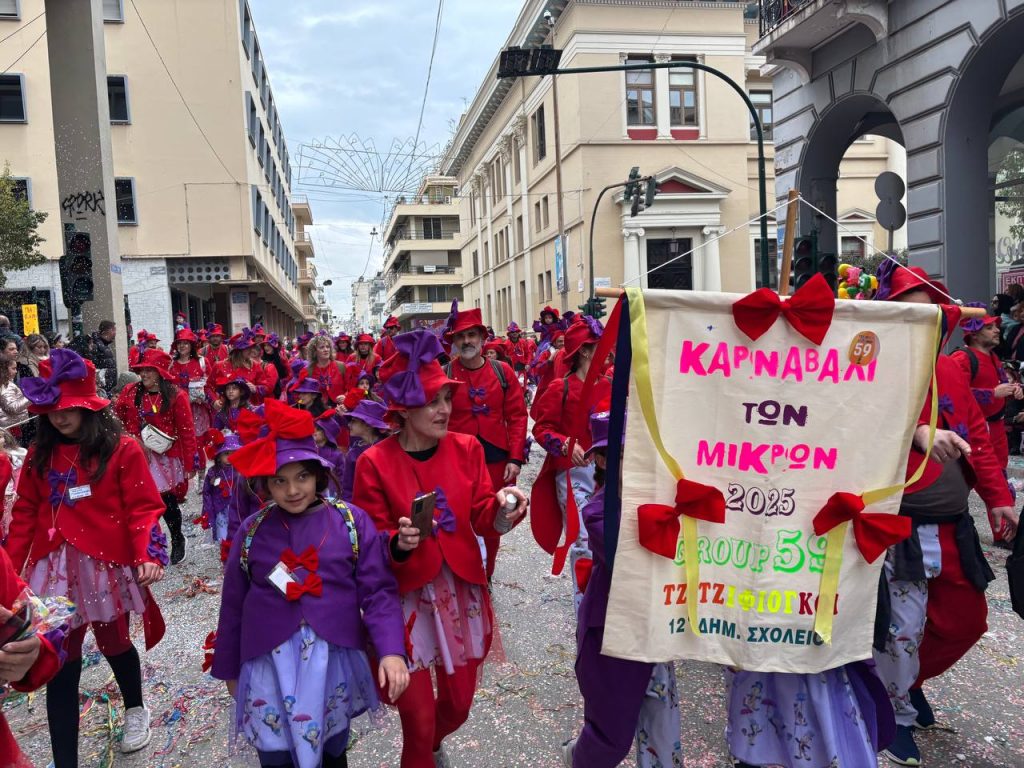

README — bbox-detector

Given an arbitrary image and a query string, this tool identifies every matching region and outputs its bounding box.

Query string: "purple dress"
[226,476,264,544]
[340,437,372,503]
[201,463,238,542]
[214,500,405,768]
[318,444,345,500]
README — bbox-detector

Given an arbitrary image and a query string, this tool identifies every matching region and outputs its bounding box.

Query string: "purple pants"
[574,626,682,767]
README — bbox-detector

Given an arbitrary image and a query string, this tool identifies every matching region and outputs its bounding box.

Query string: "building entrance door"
[646,238,693,290]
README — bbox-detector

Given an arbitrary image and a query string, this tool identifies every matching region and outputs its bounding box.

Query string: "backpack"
[955,347,980,381]
[238,497,359,578]
[444,359,507,392]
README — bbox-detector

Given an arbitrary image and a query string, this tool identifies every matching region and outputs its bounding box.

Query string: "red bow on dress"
[281,545,319,574]
[219,539,231,564]
[732,273,835,345]
[812,492,911,563]
[286,573,323,601]
[637,478,726,559]
[201,631,217,672]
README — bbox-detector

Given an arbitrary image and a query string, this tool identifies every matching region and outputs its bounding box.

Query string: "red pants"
[65,615,133,662]
[915,523,988,686]
[482,461,509,581]
[985,419,1011,542]
[379,659,482,768]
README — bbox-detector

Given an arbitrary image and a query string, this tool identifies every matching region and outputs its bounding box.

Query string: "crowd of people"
[0,279,1019,768]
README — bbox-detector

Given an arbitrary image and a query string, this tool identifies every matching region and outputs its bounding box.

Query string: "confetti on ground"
[8,459,1024,767]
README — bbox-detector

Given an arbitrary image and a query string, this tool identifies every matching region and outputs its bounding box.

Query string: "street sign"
[1000,268,1024,293]
[874,171,906,202]
[21,304,39,335]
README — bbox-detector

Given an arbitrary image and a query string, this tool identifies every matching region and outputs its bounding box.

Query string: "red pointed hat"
[444,307,487,340]
[20,349,110,414]
[131,349,176,381]
[378,329,459,411]
[886,266,949,304]
[174,328,198,344]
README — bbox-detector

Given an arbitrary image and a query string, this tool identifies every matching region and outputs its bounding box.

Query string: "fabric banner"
[603,287,940,673]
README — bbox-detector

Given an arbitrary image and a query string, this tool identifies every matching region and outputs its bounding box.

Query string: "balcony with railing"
[753,0,888,77]
[384,264,464,300]
[295,230,314,254]
[292,194,313,226]
[299,266,316,286]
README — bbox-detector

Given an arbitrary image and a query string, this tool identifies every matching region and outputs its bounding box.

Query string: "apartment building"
[0,0,324,342]
[440,0,904,330]
[380,176,463,329]
[293,194,330,329]
[754,0,1024,300]
[350,273,386,334]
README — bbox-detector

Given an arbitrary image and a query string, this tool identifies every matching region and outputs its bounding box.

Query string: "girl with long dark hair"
[8,349,168,766]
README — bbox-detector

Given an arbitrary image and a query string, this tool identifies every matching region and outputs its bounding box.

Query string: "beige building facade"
[0,0,327,342]
[440,0,904,331]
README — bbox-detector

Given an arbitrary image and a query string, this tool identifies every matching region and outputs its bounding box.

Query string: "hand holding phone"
[0,603,32,648]
[410,492,437,540]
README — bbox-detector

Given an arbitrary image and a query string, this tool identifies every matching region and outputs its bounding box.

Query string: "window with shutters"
[9,178,29,204]
[0,0,19,20]
[531,106,546,164]
[103,0,123,22]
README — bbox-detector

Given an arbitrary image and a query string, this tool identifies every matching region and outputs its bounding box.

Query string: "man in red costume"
[506,322,536,375]
[444,308,528,580]
[873,266,1019,767]
[202,323,228,366]
[951,313,1022,543]
[375,316,401,361]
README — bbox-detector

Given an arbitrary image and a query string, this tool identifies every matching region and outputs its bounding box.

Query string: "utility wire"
[1,28,45,76]
[128,0,237,182]
[0,10,44,48]
[406,0,445,181]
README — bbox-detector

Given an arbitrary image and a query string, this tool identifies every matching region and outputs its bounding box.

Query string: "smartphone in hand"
[0,602,32,647]
[410,492,437,540]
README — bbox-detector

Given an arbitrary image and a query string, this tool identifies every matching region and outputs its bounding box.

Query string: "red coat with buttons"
[6,437,167,571]
[114,382,199,471]
[507,336,536,368]
[354,432,504,593]
[446,358,528,463]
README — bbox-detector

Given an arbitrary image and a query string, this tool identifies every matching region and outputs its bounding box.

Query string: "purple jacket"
[578,486,610,632]
[226,477,264,543]
[212,500,405,680]
[201,464,237,529]
[341,437,372,502]
[318,444,345,498]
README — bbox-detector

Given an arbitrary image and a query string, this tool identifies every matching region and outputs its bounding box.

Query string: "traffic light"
[624,166,641,202]
[644,177,659,208]
[497,45,563,78]
[591,296,607,320]
[817,251,839,292]
[791,234,817,291]
[578,298,594,316]
[60,232,94,307]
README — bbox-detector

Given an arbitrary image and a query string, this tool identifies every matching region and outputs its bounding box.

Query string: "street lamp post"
[498,52,772,289]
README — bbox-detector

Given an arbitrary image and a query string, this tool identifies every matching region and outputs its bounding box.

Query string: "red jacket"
[905,355,1012,508]
[950,347,1007,420]
[115,383,199,469]
[446,358,528,463]
[348,352,379,375]
[203,344,229,367]
[213,360,271,404]
[304,362,347,405]
[375,334,397,361]
[0,546,59,767]
[6,437,167,570]
[168,357,214,404]
[354,432,502,593]
[508,337,536,367]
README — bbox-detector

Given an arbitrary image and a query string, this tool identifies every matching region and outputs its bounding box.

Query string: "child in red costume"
[9,349,168,766]
[354,329,528,768]
[214,329,271,405]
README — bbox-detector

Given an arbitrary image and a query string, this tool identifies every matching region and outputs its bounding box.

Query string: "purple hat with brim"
[293,377,322,395]
[340,399,390,432]
[272,437,335,472]
[315,413,344,446]
[218,432,243,454]
[585,410,615,457]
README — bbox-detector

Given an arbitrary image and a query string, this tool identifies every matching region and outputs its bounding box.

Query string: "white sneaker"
[561,737,576,767]
[433,744,453,768]
[121,706,151,753]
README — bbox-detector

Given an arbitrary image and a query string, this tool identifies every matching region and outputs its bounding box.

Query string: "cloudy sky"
[250,0,524,317]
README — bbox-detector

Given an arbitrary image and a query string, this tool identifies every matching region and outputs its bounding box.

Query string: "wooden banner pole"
[778,189,799,296]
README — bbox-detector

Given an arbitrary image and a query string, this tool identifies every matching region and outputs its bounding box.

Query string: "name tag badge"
[267,562,298,596]
[68,485,92,501]
[212,477,222,487]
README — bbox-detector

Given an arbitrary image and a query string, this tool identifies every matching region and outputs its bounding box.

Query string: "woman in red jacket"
[115,349,198,566]
[214,328,271,405]
[305,333,347,405]
[11,349,167,766]
[168,328,214,446]
[530,318,610,616]
[354,329,527,768]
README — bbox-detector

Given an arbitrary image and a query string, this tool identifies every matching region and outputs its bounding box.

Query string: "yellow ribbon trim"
[813,307,943,643]
[625,288,703,634]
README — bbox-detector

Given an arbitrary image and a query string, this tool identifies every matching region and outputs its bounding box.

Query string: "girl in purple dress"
[201,432,241,543]
[338,400,390,503]
[212,399,409,768]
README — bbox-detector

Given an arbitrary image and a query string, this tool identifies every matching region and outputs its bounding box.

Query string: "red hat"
[174,328,198,344]
[207,323,225,337]
[550,329,566,342]
[960,306,1000,339]
[136,329,148,342]
[378,329,459,412]
[145,332,160,343]
[342,387,367,412]
[563,318,603,361]
[199,330,208,342]
[384,316,400,329]
[444,308,487,340]
[229,399,332,478]
[20,349,110,414]
[483,340,506,356]
[540,306,560,321]
[886,266,949,304]
[228,328,258,351]
[355,333,374,345]
[131,349,175,381]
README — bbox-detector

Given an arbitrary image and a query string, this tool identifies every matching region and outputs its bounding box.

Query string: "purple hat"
[293,377,323,396]
[340,399,390,432]
[218,432,243,454]
[585,409,614,457]
[229,400,333,477]
[315,412,344,445]
[272,437,334,472]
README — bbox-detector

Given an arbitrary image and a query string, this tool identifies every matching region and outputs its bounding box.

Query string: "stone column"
[622,228,646,287]
[45,0,127,365]
[701,226,725,291]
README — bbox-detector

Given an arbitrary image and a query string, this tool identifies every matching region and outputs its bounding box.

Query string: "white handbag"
[141,423,175,455]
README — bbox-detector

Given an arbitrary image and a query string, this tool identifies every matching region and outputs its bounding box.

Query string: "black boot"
[162,493,186,565]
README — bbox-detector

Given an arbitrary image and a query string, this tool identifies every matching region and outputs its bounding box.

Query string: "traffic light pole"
[589,176,648,303]
[500,59,772,289]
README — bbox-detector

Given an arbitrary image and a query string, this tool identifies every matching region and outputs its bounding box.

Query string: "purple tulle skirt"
[143,448,186,494]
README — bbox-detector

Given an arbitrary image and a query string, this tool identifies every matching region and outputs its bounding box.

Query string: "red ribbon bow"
[281,545,319,574]
[229,399,317,477]
[812,492,912,563]
[732,272,836,346]
[201,631,217,672]
[285,573,324,601]
[637,478,726,559]
[219,539,231,564]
